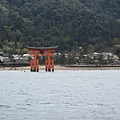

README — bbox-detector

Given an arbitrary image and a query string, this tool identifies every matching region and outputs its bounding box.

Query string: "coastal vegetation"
[0,0,120,57]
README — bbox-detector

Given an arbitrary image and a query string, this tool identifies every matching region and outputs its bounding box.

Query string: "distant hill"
[0,0,120,54]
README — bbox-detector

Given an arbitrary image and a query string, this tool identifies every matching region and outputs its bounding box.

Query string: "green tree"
[113,38,119,45]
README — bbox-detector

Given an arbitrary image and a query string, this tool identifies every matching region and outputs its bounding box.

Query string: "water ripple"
[0,105,11,108]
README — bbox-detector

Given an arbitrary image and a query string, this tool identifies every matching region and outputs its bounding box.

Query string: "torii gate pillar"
[30,50,39,72]
[45,50,54,72]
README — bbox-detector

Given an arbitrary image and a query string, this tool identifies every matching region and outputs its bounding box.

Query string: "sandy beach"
[0,65,120,71]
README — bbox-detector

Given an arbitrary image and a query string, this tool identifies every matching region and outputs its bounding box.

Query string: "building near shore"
[12,54,29,63]
[0,52,10,63]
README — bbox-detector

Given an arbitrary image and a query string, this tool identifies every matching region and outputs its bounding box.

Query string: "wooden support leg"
[33,51,37,72]
[37,59,39,72]
[45,59,47,71]
[30,59,32,71]
[48,51,51,72]
[30,59,34,72]
[52,58,54,72]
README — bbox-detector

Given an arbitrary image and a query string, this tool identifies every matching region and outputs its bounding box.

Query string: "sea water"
[0,70,120,120]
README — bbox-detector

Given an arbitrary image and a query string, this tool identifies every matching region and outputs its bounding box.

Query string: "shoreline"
[0,65,120,71]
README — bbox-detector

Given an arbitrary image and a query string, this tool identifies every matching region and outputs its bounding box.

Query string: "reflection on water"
[0,70,120,120]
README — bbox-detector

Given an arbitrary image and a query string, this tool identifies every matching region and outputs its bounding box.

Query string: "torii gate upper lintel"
[26,46,58,72]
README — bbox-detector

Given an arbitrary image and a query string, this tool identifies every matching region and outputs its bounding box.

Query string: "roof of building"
[0,52,5,56]
[26,46,58,51]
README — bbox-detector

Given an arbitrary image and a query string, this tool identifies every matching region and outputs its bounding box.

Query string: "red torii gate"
[26,46,58,72]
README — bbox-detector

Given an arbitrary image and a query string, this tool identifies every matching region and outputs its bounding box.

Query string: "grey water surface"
[0,70,120,120]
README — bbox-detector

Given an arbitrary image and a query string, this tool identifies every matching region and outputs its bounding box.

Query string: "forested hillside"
[0,0,120,55]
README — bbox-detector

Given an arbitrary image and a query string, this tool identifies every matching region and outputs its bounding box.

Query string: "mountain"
[0,0,120,55]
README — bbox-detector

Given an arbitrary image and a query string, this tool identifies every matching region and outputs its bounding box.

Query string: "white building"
[0,52,10,62]
[23,54,30,60]
[12,54,29,63]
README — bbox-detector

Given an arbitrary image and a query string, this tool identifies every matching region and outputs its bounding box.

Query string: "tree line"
[0,0,120,56]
